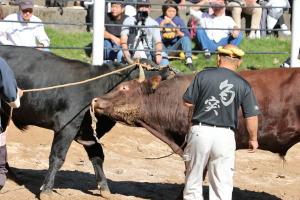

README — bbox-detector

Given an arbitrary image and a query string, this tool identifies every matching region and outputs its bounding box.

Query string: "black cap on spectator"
[136,0,150,7]
[112,0,125,7]
[19,0,34,10]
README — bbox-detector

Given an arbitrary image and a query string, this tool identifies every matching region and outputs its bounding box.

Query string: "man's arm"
[0,20,13,45]
[231,25,241,38]
[183,100,194,107]
[104,30,121,45]
[7,88,23,108]
[0,58,22,108]
[120,34,133,64]
[35,22,50,47]
[155,41,163,65]
[245,116,259,152]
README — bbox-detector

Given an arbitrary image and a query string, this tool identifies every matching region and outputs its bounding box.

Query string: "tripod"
[132,19,150,59]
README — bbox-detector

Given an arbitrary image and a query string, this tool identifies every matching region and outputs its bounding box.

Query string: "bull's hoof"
[39,190,53,200]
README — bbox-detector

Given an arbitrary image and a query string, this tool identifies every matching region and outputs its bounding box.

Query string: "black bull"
[92,68,300,157]
[0,46,172,197]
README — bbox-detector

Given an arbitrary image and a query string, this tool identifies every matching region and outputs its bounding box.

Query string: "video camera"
[136,11,148,24]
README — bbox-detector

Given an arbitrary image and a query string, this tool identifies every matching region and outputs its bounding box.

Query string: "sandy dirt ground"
[1,123,300,200]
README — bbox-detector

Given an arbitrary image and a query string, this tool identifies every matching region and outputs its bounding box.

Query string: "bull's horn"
[138,65,145,82]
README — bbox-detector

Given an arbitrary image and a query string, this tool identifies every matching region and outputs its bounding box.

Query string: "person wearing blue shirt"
[0,58,23,190]
[156,0,194,70]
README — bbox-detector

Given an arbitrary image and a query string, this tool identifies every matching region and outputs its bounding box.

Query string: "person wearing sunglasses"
[0,0,50,50]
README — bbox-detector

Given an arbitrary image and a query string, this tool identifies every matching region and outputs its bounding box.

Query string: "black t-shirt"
[183,67,260,129]
[105,13,128,38]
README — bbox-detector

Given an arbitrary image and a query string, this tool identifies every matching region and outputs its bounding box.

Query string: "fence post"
[291,0,300,67]
[92,0,105,66]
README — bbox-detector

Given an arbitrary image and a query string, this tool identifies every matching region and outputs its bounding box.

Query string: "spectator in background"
[260,0,290,37]
[84,0,94,32]
[121,0,169,66]
[104,0,127,62]
[156,0,194,70]
[288,0,292,28]
[227,0,262,39]
[0,5,3,19]
[190,0,242,59]
[173,0,186,9]
[0,0,50,49]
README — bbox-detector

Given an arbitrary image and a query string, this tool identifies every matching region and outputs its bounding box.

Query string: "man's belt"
[193,122,235,131]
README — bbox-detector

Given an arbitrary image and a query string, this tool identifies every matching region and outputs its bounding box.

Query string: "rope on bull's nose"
[89,102,98,139]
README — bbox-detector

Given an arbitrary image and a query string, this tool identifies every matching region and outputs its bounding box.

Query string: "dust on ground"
[1,123,300,200]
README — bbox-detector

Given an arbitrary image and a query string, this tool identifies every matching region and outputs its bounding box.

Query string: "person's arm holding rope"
[155,41,163,65]
[120,34,134,64]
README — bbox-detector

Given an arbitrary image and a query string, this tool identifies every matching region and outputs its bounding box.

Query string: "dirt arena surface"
[1,123,300,200]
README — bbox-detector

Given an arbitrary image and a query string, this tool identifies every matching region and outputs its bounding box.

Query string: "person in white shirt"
[189,0,242,59]
[121,0,169,66]
[0,0,50,49]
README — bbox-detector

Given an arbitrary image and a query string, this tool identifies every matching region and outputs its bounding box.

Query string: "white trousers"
[183,125,236,200]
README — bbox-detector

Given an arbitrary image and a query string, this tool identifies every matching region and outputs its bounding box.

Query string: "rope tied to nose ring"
[89,100,98,139]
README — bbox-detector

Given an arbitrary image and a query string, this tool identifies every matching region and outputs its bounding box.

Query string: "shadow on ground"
[10,167,281,200]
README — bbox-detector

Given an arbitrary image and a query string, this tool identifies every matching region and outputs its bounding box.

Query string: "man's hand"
[245,116,259,152]
[111,36,121,46]
[248,140,259,153]
[155,54,162,65]
[18,88,23,98]
[163,16,173,24]
[231,26,240,38]
[124,53,134,64]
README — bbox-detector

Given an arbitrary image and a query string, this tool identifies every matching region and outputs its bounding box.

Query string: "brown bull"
[92,68,300,156]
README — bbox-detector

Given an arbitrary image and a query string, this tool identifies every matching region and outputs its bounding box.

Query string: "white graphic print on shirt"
[204,79,236,116]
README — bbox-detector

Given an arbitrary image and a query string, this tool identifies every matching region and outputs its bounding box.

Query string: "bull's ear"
[150,75,162,90]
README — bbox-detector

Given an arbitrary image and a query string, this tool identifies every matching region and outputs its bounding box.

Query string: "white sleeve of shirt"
[36,24,50,47]
[0,20,13,45]
[228,16,237,29]
[33,17,50,47]
[149,19,161,44]
[121,16,134,37]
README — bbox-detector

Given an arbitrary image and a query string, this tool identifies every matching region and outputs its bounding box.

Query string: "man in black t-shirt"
[104,1,128,62]
[182,44,260,200]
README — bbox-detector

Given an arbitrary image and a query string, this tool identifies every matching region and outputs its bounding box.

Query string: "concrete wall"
[1,4,87,32]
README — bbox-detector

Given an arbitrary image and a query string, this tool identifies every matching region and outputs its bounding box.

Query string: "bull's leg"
[79,113,116,197]
[74,112,115,197]
[40,126,76,198]
[84,143,110,197]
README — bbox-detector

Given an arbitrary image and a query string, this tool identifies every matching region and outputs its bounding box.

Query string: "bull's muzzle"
[91,98,111,114]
